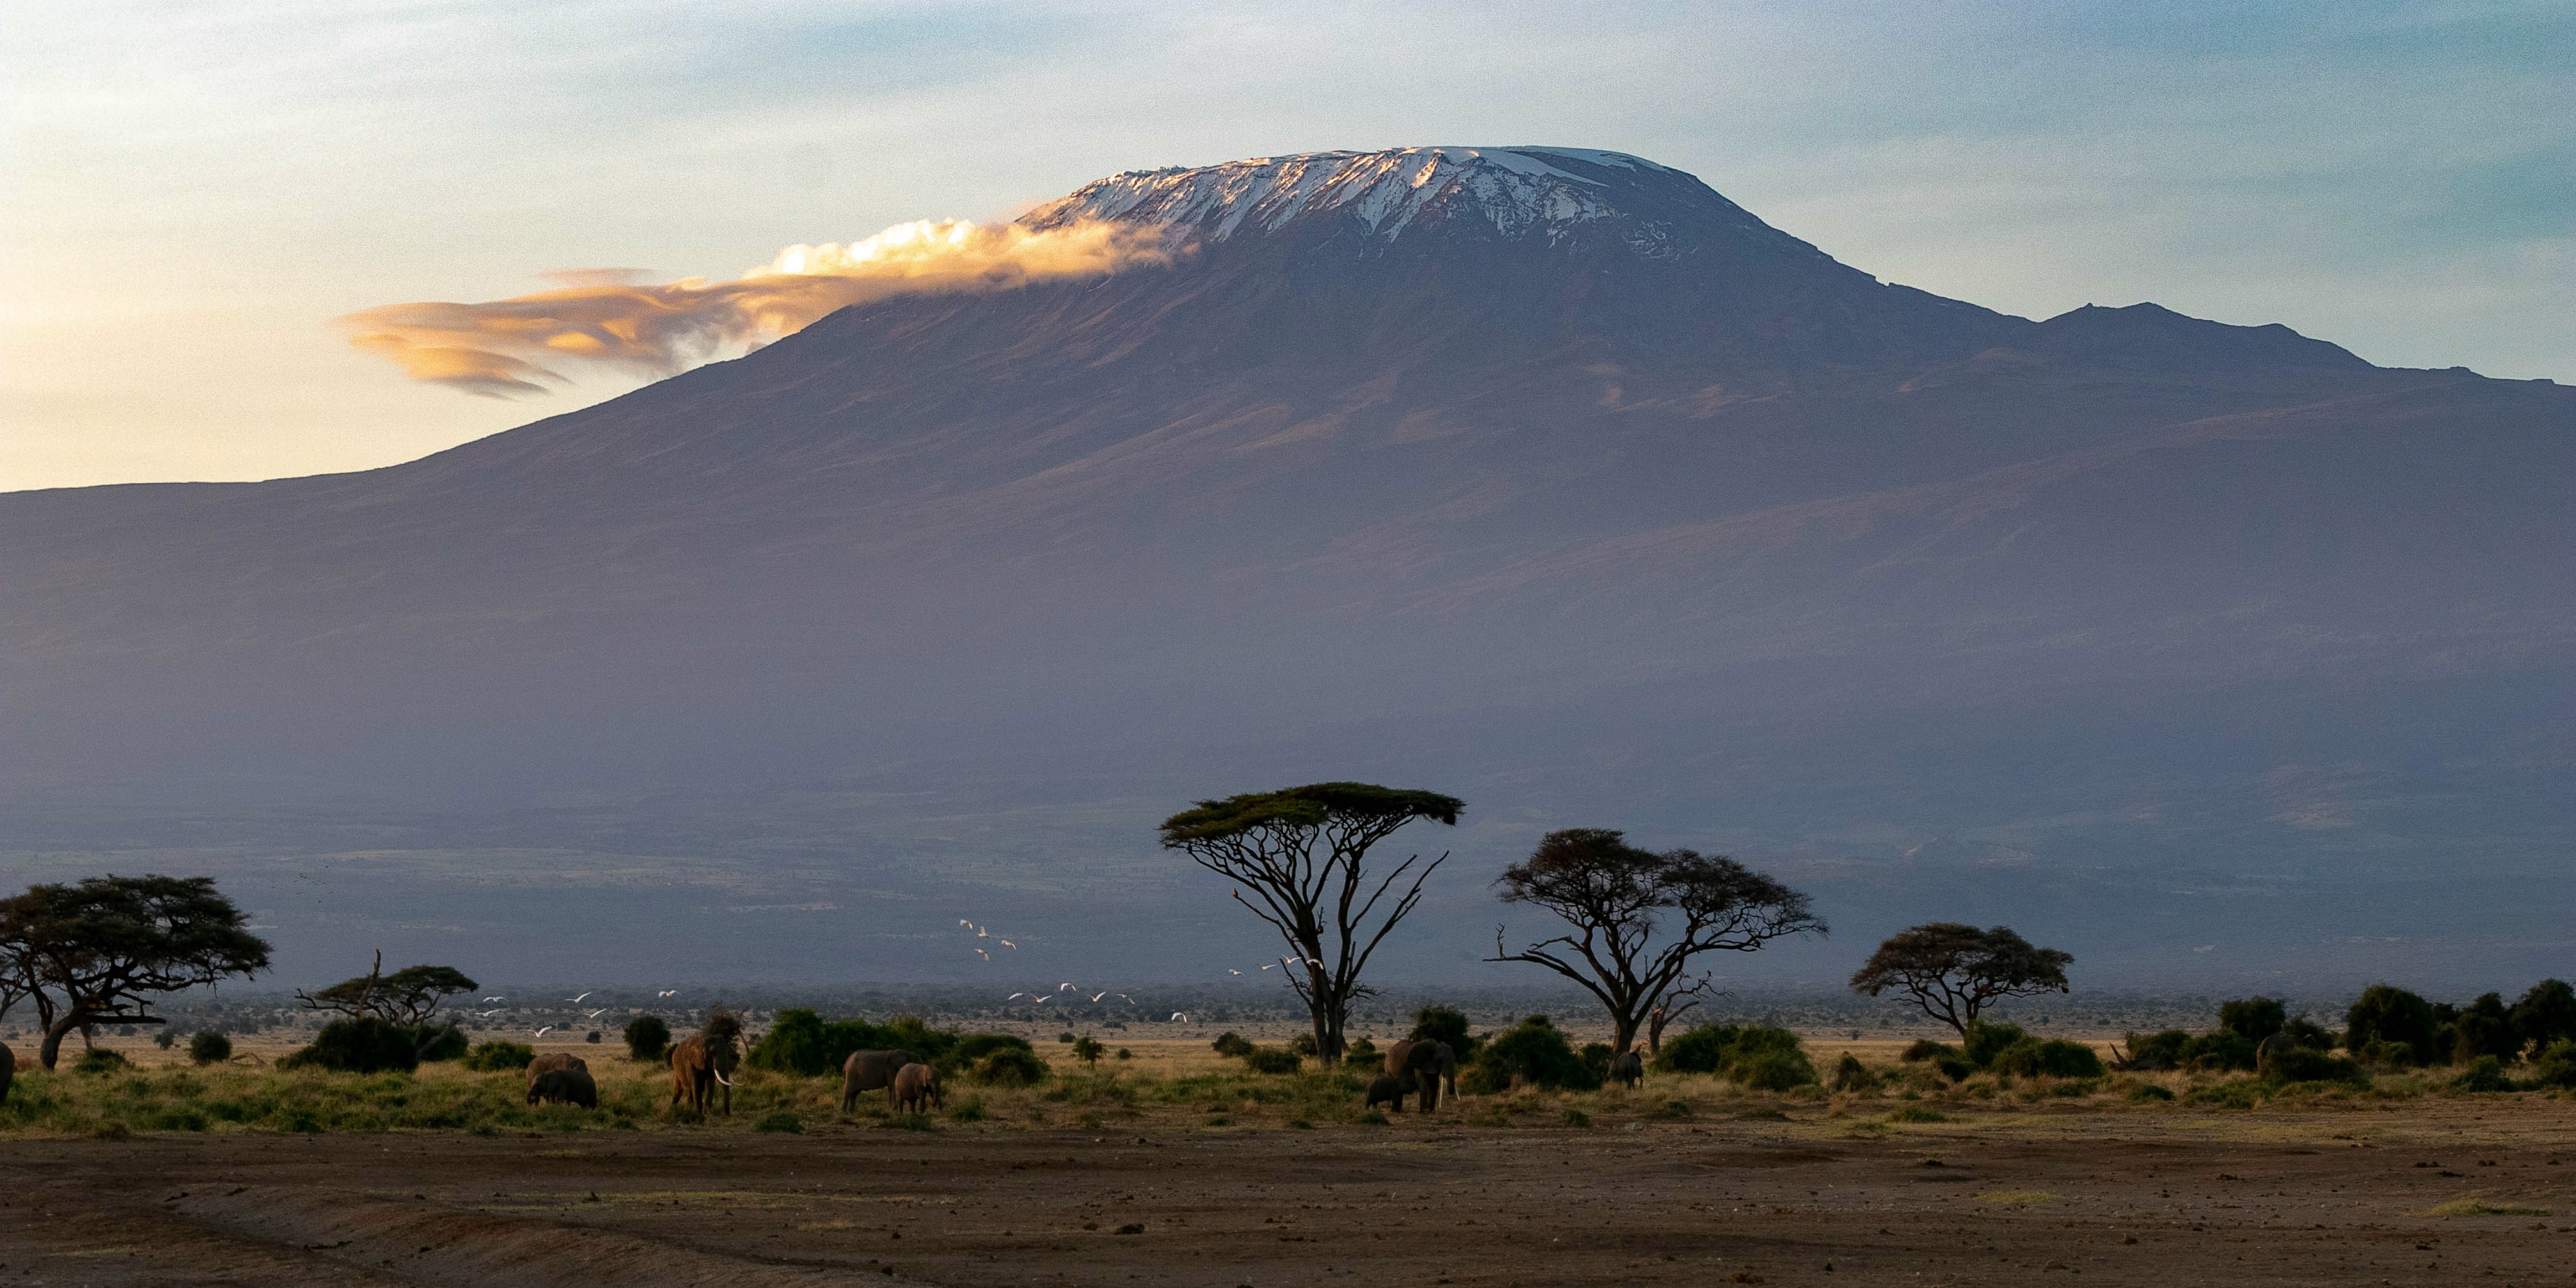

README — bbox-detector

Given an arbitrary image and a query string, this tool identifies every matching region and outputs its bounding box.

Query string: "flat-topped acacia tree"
[0,875,272,1069]
[1848,922,2072,1037]
[1160,782,1463,1066]
[1488,828,1825,1056]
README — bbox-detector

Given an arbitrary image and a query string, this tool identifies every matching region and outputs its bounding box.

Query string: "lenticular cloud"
[338,218,1172,397]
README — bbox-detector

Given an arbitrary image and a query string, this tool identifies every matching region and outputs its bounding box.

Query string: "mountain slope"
[2,147,2568,988]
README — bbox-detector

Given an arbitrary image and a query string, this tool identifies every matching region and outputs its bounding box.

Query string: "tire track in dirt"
[167,1185,934,1288]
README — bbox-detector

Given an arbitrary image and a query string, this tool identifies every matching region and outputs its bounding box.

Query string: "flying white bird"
[1059,983,1075,991]
[959,919,974,927]
[1000,940,1018,949]
[535,1026,555,1037]
[482,996,506,1002]
[1009,992,1030,1000]
[565,992,592,1003]
[1227,970,1241,976]
[1090,992,1108,1003]
[977,926,989,938]
[477,1009,503,1018]
[1171,1012,1188,1021]
[1260,964,1274,971]
[976,949,990,961]
[657,989,678,998]
[585,1009,609,1019]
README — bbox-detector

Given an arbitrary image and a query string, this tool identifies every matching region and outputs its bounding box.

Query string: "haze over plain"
[2,5,2568,1000]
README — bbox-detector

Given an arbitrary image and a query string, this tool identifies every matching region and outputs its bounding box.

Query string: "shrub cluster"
[1649,1022,1818,1090]
[1461,1016,1600,1093]
[461,1041,535,1071]
[745,1010,1027,1079]
[1901,1022,2102,1083]
[279,1019,465,1074]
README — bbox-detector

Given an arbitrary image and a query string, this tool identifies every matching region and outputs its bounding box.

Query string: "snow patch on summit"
[1023,147,1682,245]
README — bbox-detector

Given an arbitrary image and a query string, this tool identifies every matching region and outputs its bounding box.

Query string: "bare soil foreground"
[8,1086,2575,1287]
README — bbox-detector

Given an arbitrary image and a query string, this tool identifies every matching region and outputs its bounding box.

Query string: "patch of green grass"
[753,1111,802,1133]
[1885,1106,1949,1124]
[2423,1195,2551,1217]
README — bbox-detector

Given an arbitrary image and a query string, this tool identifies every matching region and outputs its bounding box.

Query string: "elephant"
[526,1051,589,1090]
[840,1048,925,1112]
[1609,1050,1643,1089]
[892,1062,943,1115]
[670,1027,742,1116]
[528,1066,598,1108]
[1385,1039,1457,1112]
[0,1041,12,1108]
[1365,1074,1416,1113]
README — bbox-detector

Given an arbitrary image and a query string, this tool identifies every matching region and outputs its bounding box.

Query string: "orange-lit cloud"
[338,219,1172,396]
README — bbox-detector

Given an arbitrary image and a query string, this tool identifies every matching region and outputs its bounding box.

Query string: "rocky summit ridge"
[1021,146,1793,258]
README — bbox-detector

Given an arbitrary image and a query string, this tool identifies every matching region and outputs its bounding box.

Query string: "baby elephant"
[892,1062,943,1115]
[527,1066,598,1108]
[1609,1050,1644,1089]
[1365,1074,1416,1113]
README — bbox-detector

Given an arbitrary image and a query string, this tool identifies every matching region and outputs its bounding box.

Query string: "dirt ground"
[7,1068,2575,1288]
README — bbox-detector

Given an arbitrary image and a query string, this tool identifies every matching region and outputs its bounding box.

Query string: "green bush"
[188,1031,232,1065]
[747,1010,965,1077]
[1830,1053,1877,1092]
[1211,1032,1255,1057]
[972,1048,1050,1086]
[1651,1023,1741,1074]
[2128,1083,2175,1102]
[1732,1048,1817,1092]
[2346,985,2440,1066]
[2176,1032,2257,1072]
[1578,1042,1615,1082]
[280,1018,422,1073]
[1286,1032,1319,1058]
[1990,1039,2102,1079]
[2215,997,2287,1042]
[1072,1036,1105,1066]
[1410,1004,1475,1057]
[416,1025,468,1062]
[2259,1044,2363,1085]
[1344,1036,1379,1063]
[73,1048,132,1075]
[1472,1017,1600,1092]
[623,1016,670,1062]
[2453,993,2521,1063]
[2119,1029,2192,1070]
[2450,1056,2515,1094]
[1242,1047,1302,1075]
[1935,1057,1975,1083]
[2526,1039,2576,1089]
[1961,1022,2027,1068]
[461,1040,535,1071]
[1899,1039,1955,1063]
[2512,980,2576,1054]
[953,1033,1034,1065]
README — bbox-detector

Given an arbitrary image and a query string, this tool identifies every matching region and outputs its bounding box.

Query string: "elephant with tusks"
[1383,1039,1458,1112]
[669,1012,744,1116]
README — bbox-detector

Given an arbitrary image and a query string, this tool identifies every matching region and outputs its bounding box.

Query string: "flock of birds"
[448,990,688,1039]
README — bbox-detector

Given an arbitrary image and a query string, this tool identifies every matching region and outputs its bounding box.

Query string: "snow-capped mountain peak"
[1021,146,1716,246]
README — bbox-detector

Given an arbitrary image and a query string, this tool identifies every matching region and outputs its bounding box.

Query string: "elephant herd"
[838,1048,943,1115]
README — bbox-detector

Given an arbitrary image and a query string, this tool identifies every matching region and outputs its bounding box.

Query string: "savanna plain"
[6,1034,2574,1288]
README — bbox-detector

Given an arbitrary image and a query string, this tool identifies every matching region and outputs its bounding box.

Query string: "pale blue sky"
[4,0,2568,490]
